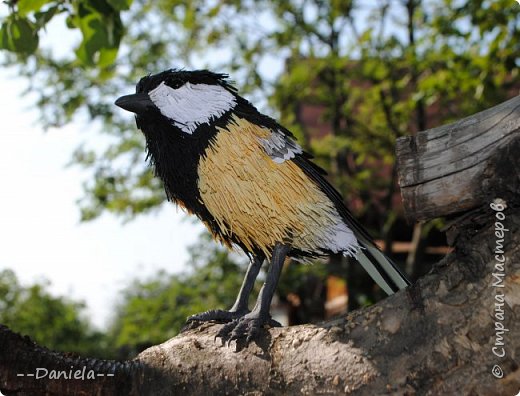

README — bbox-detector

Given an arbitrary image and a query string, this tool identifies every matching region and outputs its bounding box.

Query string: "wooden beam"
[374,240,452,255]
[396,95,520,221]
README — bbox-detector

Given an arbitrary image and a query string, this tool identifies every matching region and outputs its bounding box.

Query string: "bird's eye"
[167,78,183,89]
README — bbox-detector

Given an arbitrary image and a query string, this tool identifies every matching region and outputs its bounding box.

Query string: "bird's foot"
[181,309,248,332]
[215,311,281,345]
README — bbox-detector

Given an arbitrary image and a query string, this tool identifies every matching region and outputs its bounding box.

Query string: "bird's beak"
[115,93,155,114]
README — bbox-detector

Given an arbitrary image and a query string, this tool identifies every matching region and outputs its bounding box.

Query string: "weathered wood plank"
[396,95,520,221]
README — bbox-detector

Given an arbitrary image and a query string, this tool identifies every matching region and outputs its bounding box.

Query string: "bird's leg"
[228,255,264,314]
[183,255,264,330]
[216,242,290,344]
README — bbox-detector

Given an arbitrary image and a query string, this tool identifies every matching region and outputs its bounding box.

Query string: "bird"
[115,69,410,344]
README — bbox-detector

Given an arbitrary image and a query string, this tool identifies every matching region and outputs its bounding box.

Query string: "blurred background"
[0,0,519,360]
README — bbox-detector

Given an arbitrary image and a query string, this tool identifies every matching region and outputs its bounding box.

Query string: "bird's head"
[115,69,239,135]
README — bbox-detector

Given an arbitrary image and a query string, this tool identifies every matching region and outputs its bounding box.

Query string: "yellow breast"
[197,115,352,259]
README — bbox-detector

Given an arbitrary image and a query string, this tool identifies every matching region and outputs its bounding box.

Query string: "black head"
[115,69,239,135]
[135,69,235,93]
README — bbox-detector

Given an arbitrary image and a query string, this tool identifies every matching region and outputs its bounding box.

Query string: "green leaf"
[0,22,12,50]
[65,14,77,29]
[72,1,123,66]
[2,17,39,55]
[11,18,39,54]
[83,0,113,15]
[97,46,118,67]
[106,0,133,11]
[17,0,51,16]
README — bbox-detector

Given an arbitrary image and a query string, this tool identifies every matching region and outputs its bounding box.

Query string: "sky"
[0,68,204,328]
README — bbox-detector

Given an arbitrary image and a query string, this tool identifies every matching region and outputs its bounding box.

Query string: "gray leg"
[216,243,290,344]
[229,255,264,313]
[183,255,264,329]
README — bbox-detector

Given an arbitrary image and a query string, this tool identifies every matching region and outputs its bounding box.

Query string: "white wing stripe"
[259,130,303,163]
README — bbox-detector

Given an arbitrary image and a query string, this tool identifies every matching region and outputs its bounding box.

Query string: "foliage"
[0,269,109,357]
[1,0,129,63]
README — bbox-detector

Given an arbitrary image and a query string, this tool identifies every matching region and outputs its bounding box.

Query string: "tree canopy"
[2,0,518,223]
[0,269,107,357]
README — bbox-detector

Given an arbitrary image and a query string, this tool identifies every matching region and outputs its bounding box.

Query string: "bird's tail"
[354,238,410,295]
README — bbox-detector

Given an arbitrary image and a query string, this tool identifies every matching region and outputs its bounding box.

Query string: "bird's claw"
[181,309,248,332]
[215,314,280,345]
[216,317,261,345]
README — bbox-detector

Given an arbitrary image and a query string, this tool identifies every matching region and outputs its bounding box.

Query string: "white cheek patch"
[258,130,303,163]
[148,81,237,134]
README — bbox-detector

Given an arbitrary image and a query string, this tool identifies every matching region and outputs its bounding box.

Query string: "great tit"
[115,69,410,344]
